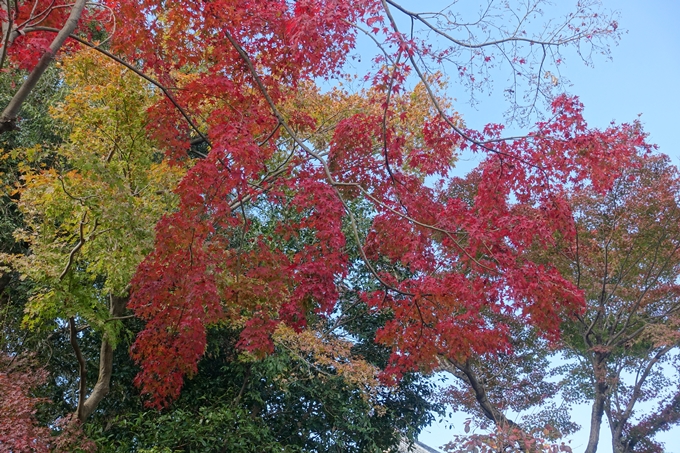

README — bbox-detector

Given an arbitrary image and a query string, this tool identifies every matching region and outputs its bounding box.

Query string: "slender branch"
[380,0,546,175]
[103,315,134,322]
[46,322,89,340]
[608,240,680,347]
[439,356,530,452]
[381,51,402,186]
[334,180,494,272]
[384,0,592,49]
[0,0,15,70]
[59,175,97,204]
[342,19,395,65]
[59,211,89,280]
[257,120,281,147]
[233,364,251,407]
[69,316,87,420]
[610,344,675,446]
[16,26,211,147]
[224,29,415,298]
[15,0,56,30]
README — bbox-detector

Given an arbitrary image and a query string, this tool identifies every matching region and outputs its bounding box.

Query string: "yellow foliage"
[8,49,190,335]
[272,324,381,405]
[279,72,462,177]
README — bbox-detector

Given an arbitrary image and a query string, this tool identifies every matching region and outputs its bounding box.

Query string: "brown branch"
[16,26,210,148]
[0,0,16,71]
[439,356,530,452]
[223,29,415,299]
[59,211,89,280]
[381,51,402,186]
[385,0,594,49]
[380,0,546,174]
[69,316,87,421]
[342,18,395,65]
[233,364,251,407]
[1,0,87,132]
[609,242,680,347]
[257,120,281,147]
[616,345,674,433]
[16,0,57,30]
[58,174,97,204]
[334,180,494,272]
[103,314,134,322]
[76,293,128,422]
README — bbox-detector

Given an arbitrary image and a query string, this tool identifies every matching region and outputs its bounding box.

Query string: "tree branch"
[69,316,87,421]
[1,0,87,132]
[6,26,211,148]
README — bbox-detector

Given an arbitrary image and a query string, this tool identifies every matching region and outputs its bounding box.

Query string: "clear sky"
[453,0,680,169]
[401,1,680,452]
[562,0,680,167]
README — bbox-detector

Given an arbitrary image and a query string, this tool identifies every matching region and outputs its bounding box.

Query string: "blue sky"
[564,0,679,166]
[412,1,680,451]
[454,0,680,167]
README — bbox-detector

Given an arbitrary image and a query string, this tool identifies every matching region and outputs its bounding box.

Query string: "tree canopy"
[2,1,675,452]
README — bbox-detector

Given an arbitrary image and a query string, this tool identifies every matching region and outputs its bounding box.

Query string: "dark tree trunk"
[585,355,609,453]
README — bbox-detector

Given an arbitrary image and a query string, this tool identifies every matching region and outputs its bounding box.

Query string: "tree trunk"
[584,391,606,453]
[584,356,609,453]
[609,408,626,453]
[0,1,16,67]
[73,294,128,423]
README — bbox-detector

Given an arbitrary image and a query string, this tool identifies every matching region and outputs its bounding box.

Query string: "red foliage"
[2,0,107,69]
[0,354,51,452]
[0,354,96,452]
[3,0,645,408]
[104,1,649,408]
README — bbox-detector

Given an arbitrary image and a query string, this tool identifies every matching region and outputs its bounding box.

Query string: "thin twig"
[59,212,95,280]
[380,0,546,175]
[384,0,591,49]
[103,315,134,322]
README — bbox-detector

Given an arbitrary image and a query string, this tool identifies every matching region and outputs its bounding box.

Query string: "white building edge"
[396,439,442,453]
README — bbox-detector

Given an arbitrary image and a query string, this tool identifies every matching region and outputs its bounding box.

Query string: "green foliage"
[0,66,66,151]
[7,49,187,342]
[84,323,435,453]
[96,405,294,453]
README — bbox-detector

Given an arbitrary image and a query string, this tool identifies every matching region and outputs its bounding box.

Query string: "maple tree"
[552,153,680,453]
[0,351,97,452]
[0,353,52,453]
[431,152,680,453]
[2,45,438,450]
[0,0,660,450]
[105,0,639,410]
